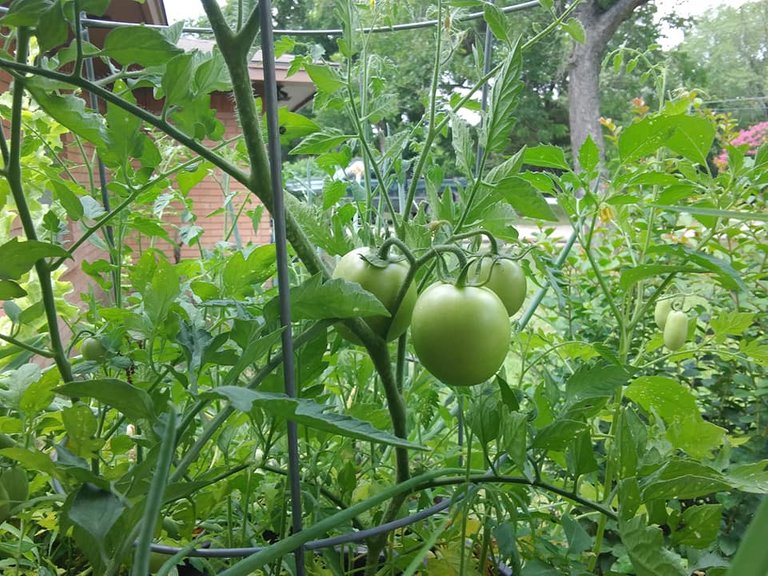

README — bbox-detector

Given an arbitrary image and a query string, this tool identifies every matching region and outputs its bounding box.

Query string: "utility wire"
[703,96,768,104]
[0,1,542,36]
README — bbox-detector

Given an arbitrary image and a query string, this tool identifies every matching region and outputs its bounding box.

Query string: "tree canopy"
[672,0,768,127]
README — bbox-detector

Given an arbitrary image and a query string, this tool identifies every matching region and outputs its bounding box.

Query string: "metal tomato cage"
[17,0,553,573]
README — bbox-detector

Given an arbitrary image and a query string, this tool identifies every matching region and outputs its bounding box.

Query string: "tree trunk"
[567,0,650,169]
[569,37,605,164]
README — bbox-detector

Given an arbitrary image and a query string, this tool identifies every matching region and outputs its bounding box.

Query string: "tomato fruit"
[81,337,107,362]
[149,551,169,574]
[0,466,28,504]
[332,248,417,342]
[410,282,510,386]
[474,257,527,316]
[663,310,689,351]
[654,299,672,330]
[0,483,9,524]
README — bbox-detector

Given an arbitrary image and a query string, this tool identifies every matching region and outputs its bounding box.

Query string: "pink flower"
[716,122,768,171]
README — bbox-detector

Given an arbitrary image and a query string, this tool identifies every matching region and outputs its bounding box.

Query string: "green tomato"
[663,310,689,351]
[0,466,28,504]
[332,248,417,342]
[654,299,672,330]
[81,337,106,362]
[474,257,527,316]
[410,282,510,386]
[0,482,10,525]
[149,551,169,574]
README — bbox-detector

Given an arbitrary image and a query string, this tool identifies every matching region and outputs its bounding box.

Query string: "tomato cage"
[0,0,590,574]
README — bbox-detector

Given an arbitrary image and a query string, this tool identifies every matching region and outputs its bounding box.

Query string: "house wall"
[1,67,275,309]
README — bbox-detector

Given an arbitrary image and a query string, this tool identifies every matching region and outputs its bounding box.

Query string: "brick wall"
[2,72,275,307]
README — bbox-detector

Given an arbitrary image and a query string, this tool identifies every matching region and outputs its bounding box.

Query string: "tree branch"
[596,0,649,46]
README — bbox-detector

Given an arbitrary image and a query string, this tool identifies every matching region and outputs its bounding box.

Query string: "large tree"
[568,0,650,165]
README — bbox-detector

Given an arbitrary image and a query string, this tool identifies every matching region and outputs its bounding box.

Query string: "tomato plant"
[0,1,764,575]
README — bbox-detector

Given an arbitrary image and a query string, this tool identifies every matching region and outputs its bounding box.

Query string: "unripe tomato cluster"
[654,299,690,351]
[333,249,526,387]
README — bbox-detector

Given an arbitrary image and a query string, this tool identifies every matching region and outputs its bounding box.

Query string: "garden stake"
[80,16,119,305]
[259,0,306,573]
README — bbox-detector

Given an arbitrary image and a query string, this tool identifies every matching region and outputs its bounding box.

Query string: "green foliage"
[0,1,765,575]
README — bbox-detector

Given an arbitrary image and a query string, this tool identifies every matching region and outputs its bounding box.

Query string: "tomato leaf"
[651,202,768,222]
[494,176,559,221]
[666,115,716,166]
[278,108,320,144]
[26,79,108,147]
[562,514,592,554]
[640,459,732,501]
[0,0,54,27]
[482,40,523,154]
[562,18,586,43]
[304,64,345,94]
[533,419,587,450]
[670,504,721,548]
[565,363,630,402]
[56,379,155,421]
[523,144,570,170]
[726,460,768,493]
[647,245,747,292]
[0,238,68,281]
[0,280,27,300]
[37,1,68,53]
[619,264,701,290]
[50,180,84,221]
[620,516,687,576]
[625,376,725,458]
[222,245,277,298]
[205,387,426,450]
[102,26,183,67]
[578,136,600,173]
[619,114,715,164]
[220,329,284,388]
[277,274,390,321]
[290,130,355,155]
[483,4,511,45]
[711,312,755,342]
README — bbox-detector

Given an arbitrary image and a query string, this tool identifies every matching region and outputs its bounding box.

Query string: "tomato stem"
[377,237,417,266]
[451,228,499,254]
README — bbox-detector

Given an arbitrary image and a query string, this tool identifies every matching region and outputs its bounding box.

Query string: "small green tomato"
[81,337,107,362]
